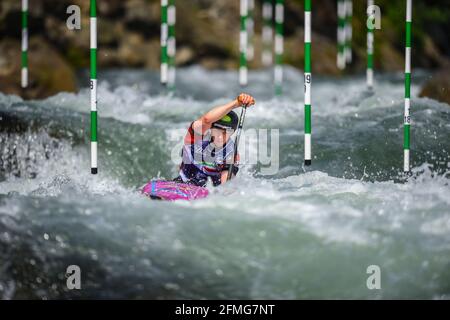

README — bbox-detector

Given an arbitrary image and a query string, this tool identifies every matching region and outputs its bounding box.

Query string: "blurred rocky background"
[0,0,449,101]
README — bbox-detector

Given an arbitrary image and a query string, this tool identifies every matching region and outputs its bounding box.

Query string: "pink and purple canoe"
[141,180,209,201]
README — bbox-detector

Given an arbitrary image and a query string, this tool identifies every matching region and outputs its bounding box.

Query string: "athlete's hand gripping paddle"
[227,102,251,181]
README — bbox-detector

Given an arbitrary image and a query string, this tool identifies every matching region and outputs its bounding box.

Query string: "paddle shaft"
[227,105,247,181]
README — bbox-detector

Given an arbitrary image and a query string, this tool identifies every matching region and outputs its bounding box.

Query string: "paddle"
[227,104,248,181]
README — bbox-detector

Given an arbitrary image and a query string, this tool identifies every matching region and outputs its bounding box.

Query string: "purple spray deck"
[141,180,209,201]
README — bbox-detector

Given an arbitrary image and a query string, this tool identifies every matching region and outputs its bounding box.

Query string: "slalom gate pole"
[90,0,98,174]
[227,106,248,181]
[247,0,254,61]
[404,0,412,172]
[167,0,176,90]
[21,0,28,88]
[304,0,312,166]
[262,0,273,66]
[160,0,168,85]
[239,0,248,86]
[274,0,284,95]
[367,0,374,89]
[345,0,352,64]
[337,0,346,70]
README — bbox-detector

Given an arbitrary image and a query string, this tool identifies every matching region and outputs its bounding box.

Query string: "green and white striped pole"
[274,0,283,95]
[367,0,374,89]
[345,0,352,64]
[21,0,28,88]
[304,0,312,166]
[404,0,412,172]
[90,0,98,174]
[247,0,254,61]
[167,0,176,89]
[262,0,273,67]
[239,0,248,87]
[337,0,346,70]
[160,0,168,85]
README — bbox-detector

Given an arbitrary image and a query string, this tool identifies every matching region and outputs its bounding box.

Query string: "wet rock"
[1,0,450,98]
[176,47,195,66]
[0,37,77,99]
[117,32,148,67]
[422,35,449,69]
[144,40,162,70]
[284,29,340,76]
[378,41,404,72]
[98,19,123,47]
[419,68,450,106]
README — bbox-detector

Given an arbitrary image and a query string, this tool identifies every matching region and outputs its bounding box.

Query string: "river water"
[0,66,449,299]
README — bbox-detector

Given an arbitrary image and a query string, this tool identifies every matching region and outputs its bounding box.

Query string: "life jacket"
[179,123,237,187]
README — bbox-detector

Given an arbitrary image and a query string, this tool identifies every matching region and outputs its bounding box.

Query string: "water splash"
[0,66,449,299]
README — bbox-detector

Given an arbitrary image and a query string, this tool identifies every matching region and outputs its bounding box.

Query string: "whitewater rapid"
[0,66,449,299]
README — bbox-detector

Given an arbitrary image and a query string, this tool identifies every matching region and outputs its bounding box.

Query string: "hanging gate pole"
[367,0,375,89]
[403,0,412,172]
[262,0,273,67]
[160,0,168,85]
[304,0,312,166]
[274,0,284,95]
[239,0,248,86]
[337,0,346,70]
[247,0,255,61]
[90,0,98,174]
[345,0,352,64]
[167,0,176,90]
[21,0,28,88]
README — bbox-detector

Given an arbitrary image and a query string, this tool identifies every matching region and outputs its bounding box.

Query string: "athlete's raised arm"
[191,93,255,134]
